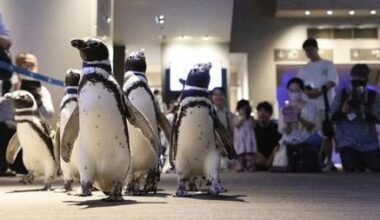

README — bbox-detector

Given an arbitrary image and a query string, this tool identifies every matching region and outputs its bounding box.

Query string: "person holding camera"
[298,38,339,171]
[276,77,321,172]
[331,64,380,172]
[14,52,54,121]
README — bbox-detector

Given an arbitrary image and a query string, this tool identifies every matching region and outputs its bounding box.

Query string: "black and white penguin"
[122,50,171,195]
[56,69,81,191]
[5,90,58,190]
[170,63,236,197]
[62,37,160,201]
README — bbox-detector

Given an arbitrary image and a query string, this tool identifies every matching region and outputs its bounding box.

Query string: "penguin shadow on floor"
[7,188,57,193]
[174,191,247,203]
[63,199,167,209]
[128,189,171,198]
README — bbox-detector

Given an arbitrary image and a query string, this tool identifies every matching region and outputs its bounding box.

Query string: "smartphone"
[282,105,299,123]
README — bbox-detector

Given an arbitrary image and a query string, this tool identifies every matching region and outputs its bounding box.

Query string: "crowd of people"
[160,38,380,174]
[1,9,380,178]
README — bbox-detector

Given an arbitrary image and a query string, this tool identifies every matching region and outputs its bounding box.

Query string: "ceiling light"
[327,10,333,15]
[305,10,310,16]
[370,10,377,15]
[349,10,355,15]
[155,14,165,25]
[203,35,209,40]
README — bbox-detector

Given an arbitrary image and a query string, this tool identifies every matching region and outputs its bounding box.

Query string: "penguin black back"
[125,50,146,72]
[65,69,81,87]
[185,63,211,89]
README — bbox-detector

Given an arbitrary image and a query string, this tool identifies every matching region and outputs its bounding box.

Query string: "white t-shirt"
[298,59,339,109]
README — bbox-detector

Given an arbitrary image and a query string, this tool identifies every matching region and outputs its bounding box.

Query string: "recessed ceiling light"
[349,10,355,15]
[155,14,165,25]
[370,10,377,15]
[305,10,311,16]
[327,10,333,15]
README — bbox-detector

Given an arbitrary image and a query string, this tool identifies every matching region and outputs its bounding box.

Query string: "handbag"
[286,143,321,172]
[271,145,288,172]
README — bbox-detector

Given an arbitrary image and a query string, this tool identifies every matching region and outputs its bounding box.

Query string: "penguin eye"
[88,41,100,47]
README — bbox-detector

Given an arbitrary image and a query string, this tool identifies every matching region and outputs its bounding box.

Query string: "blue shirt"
[330,88,380,152]
[0,14,9,36]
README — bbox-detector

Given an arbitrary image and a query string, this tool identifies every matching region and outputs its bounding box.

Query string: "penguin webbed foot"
[143,171,158,194]
[175,181,189,197]
[63,180,74,192]
[40,184,53,191]
[102,194,124,202]
[80,181,93,197]
[19,172,34,184]
[125,180,141,196]
[103,181,124,201]
[208,179,227,195]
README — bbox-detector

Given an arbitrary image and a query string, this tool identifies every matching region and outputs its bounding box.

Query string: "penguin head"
[4,90,37,110]
[65,69,81,87]
[125,49,146,72]
[185,63,212,88]
[71,38,109,61]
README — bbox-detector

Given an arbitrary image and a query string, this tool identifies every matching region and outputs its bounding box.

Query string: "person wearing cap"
[331,64,380,172]
[298,38,339,171]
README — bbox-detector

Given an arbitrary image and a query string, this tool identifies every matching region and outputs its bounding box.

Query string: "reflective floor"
[0,172,379,219]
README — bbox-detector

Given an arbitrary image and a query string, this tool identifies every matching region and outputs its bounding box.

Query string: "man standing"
[298,38,339,170]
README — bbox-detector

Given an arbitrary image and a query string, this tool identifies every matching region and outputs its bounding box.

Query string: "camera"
[348,79,366,113]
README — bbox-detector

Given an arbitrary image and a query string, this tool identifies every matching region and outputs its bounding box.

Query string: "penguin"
[4,90,58,190]
[55,69,81,192]
[122,50,171,195]
[170,63,236,197]
[63,37,160,201]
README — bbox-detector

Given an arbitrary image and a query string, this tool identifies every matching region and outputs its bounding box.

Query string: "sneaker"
[322,161,338,172]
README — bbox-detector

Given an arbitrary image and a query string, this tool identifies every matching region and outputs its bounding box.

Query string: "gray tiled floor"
[0,172,380,219]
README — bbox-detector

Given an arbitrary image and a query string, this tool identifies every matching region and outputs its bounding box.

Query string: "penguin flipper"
[123,96,160,157]
[6,133,21,164]
[53,123,61,167]
[157,111,172,143]
[214,116,237,160]
[169,112,178,168]
[61,106,79,163]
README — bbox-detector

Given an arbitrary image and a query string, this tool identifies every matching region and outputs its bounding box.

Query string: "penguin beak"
[71,39,86,49]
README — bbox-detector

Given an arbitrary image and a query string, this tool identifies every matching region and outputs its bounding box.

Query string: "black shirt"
[254,121,281,158]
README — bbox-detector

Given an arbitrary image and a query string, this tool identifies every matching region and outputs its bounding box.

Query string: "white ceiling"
[113,0,234,74]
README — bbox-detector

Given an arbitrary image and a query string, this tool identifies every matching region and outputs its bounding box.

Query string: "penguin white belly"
[127,88,158,177]
[60,102,80,180]
[79,83,130,191]
[17,123,55,176]
[175,106,216,177]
